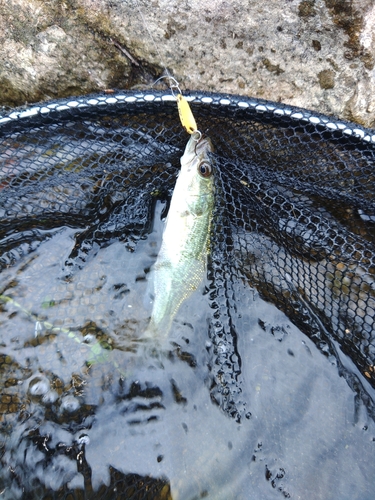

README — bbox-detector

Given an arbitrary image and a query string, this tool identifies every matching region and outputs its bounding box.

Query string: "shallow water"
[1,203,375,500]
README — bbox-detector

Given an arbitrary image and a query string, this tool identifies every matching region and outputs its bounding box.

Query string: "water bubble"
[28,376,50,397]
[42,390,59,404]
[76,434,90,446]
[217,342,227,353]
[60,395,80,413]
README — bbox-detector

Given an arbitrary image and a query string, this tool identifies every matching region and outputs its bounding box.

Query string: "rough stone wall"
[1,0,375,126]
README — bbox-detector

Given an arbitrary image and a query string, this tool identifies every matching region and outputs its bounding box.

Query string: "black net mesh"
[1,90,375,499]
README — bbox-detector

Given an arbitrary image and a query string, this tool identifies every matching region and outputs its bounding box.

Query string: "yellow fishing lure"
[177,94,197,134]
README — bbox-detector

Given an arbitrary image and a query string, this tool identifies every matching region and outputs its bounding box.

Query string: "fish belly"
[147,204,210,336]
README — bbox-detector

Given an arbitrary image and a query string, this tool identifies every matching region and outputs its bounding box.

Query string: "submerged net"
[0,90,375,498]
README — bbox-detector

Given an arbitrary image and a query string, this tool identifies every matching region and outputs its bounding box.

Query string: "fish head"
[181,132,214,170]
[180,132,214,200]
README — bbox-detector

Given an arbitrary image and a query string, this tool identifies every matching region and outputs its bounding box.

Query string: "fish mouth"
[187,132,214,158]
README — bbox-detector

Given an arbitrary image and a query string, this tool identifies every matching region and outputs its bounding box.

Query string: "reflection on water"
[1,205,375,500]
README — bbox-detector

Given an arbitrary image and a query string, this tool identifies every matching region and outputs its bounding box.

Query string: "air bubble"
[42,390,59,404]
[60,395,80,413]
[28,376,50,397]
[76,434,90,446]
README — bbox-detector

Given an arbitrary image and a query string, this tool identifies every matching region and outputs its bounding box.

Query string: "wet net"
[0,90,375,499]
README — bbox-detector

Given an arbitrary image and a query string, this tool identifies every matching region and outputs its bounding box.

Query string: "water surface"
[1,201,374,500]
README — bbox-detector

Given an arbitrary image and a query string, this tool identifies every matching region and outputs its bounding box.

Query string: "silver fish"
[146,132,214,336]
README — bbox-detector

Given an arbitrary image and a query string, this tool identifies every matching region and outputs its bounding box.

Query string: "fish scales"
[147,133,214,336]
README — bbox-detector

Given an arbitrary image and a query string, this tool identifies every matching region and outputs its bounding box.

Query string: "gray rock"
[1,0,375,126]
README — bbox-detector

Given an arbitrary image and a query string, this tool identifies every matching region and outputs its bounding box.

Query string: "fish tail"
[144,314,173,339]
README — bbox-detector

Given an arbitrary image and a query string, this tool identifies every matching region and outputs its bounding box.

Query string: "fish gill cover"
[0,90,375,499]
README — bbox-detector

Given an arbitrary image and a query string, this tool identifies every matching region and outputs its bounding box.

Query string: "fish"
[146,132,214,337]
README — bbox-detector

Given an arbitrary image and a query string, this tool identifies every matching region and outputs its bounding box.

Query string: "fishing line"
[133,0,199,135]
[132,0,175,90]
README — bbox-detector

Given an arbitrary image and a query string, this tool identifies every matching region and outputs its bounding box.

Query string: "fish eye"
[198,161,212,178]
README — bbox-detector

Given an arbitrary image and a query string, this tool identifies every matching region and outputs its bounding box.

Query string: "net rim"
[0,89,374,145]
